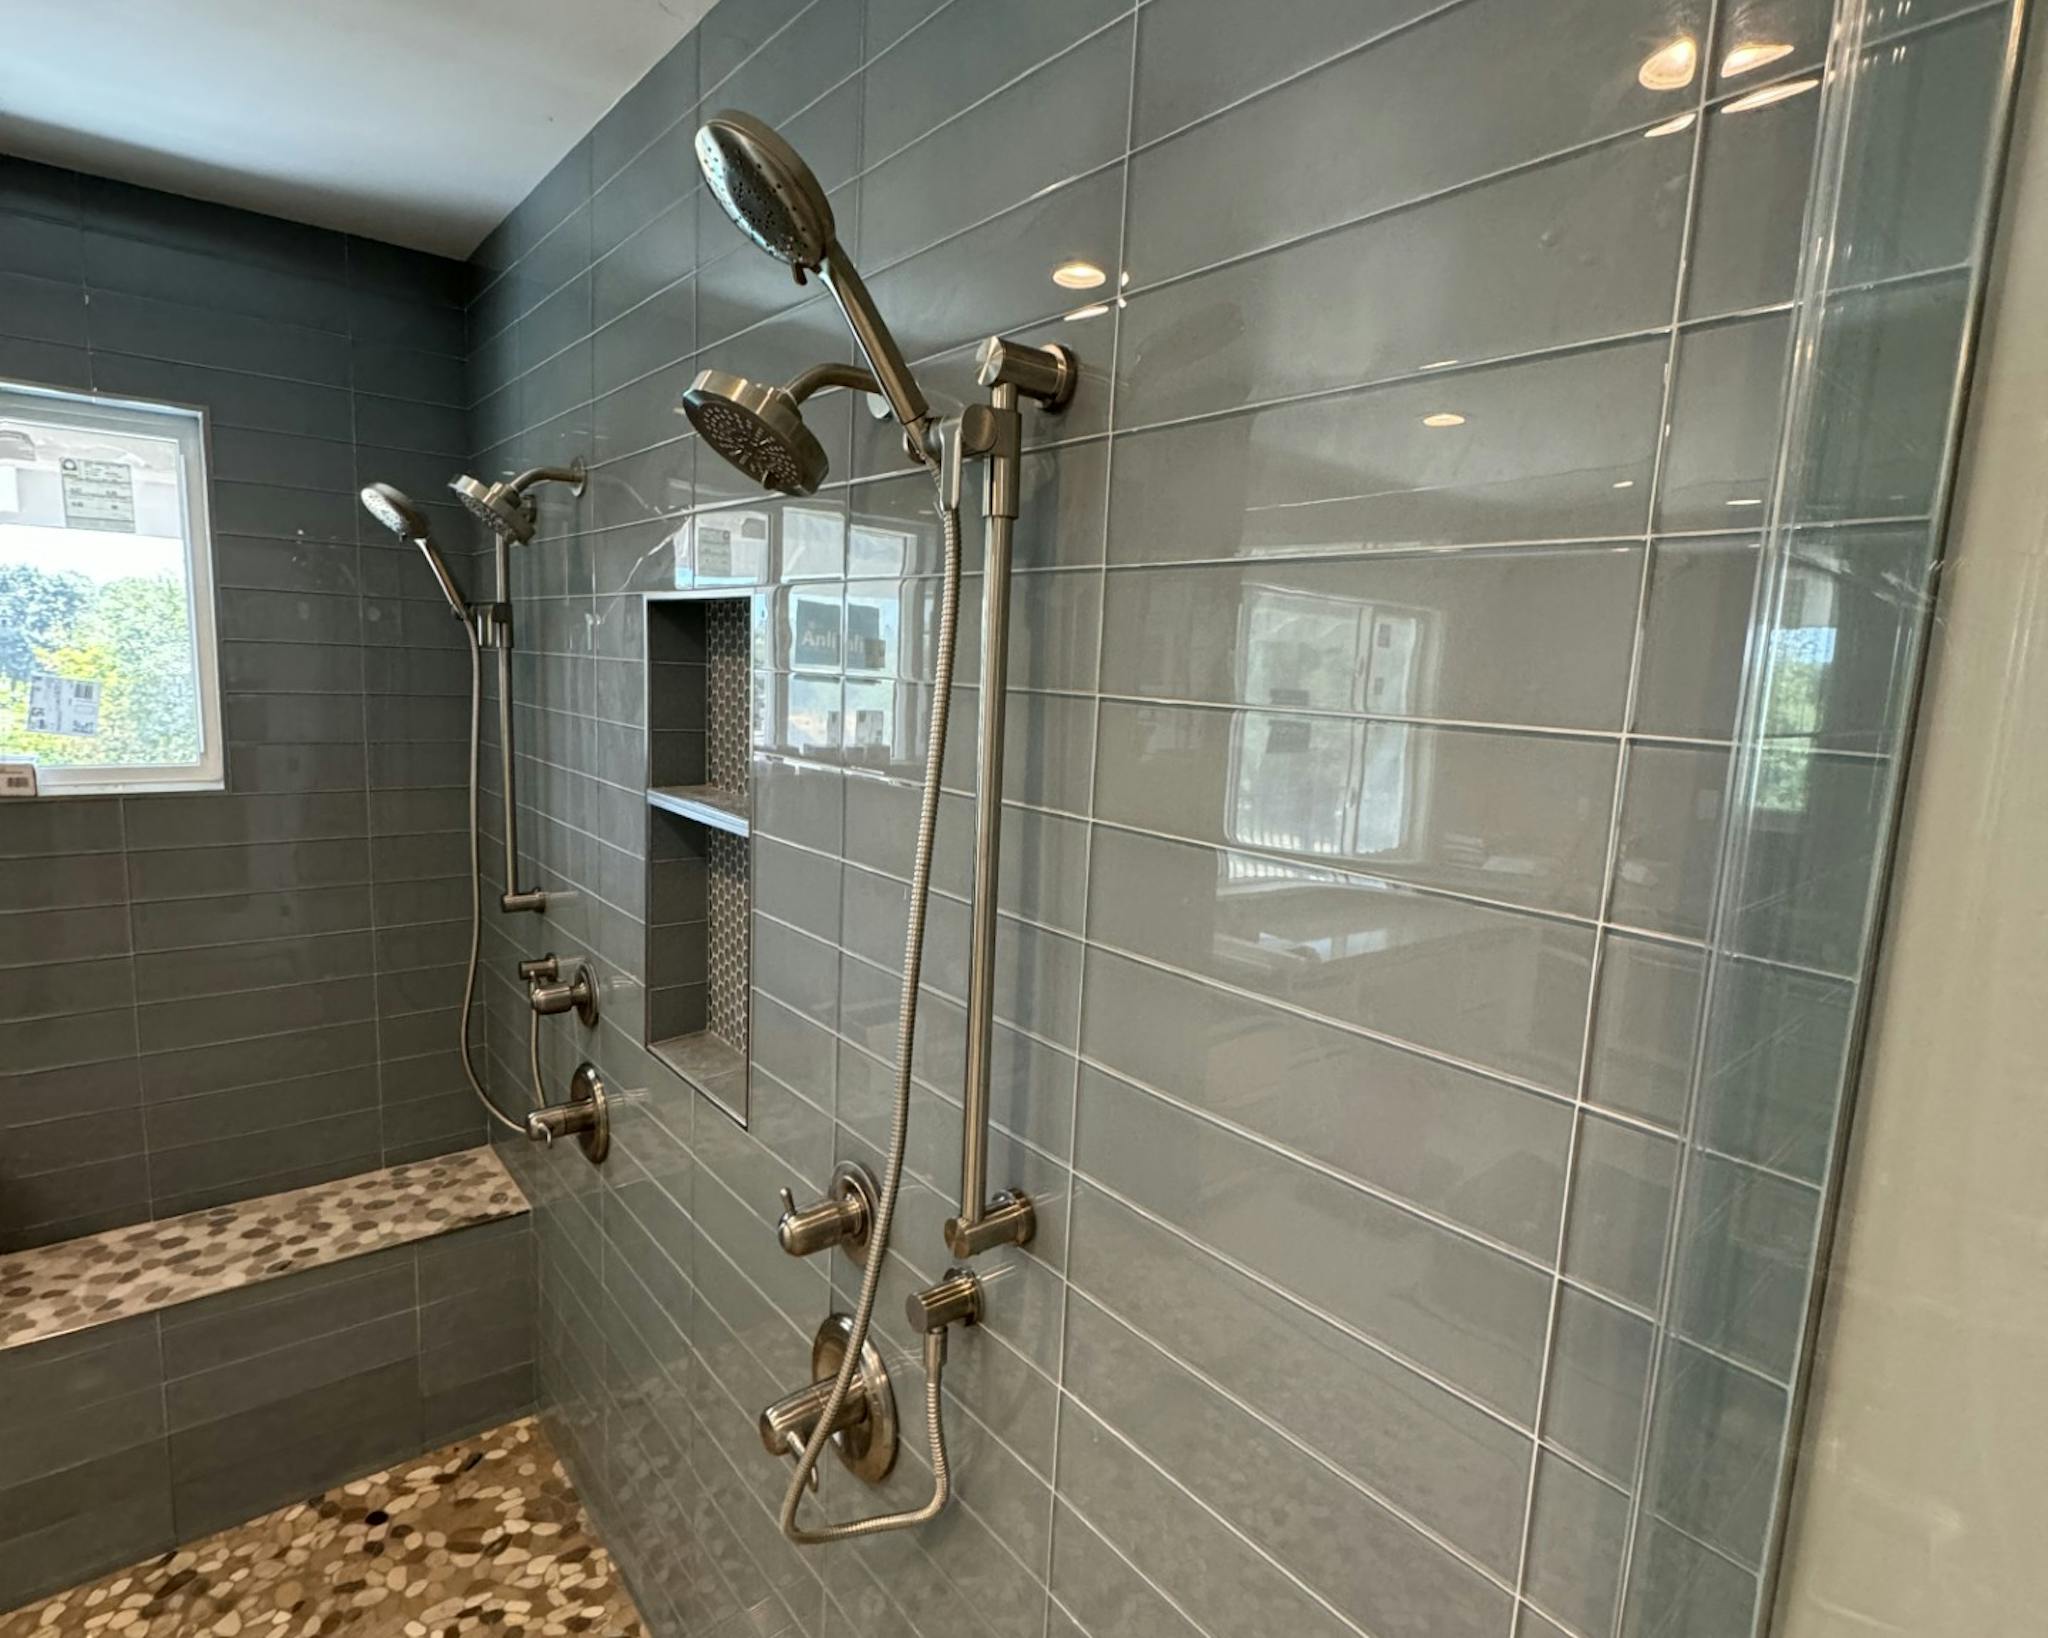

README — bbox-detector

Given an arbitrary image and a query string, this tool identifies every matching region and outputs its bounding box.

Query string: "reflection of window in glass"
[848,519,918,578]
[1758,572,1839,813]
[783,504,846,579]
[788,589,842,670]
[844,589,900,676]
[0,381,222,792]
[1226,584,1433,881]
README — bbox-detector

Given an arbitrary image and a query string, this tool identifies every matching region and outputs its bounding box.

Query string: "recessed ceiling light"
[1724,78,1820,113]
[1726,497,1764,508]
[1723,41,1794,77]
[1645,111,1698,139]
[1053,260,1107,290]
[1613,479,1636,490]
[1638,37,1699,91]
[1422,412,1467,429]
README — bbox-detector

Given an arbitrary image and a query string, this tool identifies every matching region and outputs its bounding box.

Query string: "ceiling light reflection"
[1645,112,1697,139]
[1724,77,1820,113]
[1421,412,1467,429]
[1063,302,1111,322]
[1723,41,1794,77]
[1638,37,1699,91]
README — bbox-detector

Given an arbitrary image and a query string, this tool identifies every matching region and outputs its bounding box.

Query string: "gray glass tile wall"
[459,2,2017,1636]
[0,162,483,1249]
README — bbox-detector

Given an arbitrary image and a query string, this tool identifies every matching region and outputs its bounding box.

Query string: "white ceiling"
[0,0,717,258]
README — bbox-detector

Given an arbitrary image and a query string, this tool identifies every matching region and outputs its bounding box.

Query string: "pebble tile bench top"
[0,1147,526,1351]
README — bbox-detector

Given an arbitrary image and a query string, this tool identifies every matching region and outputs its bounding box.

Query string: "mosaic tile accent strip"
[704,830,750,1053]
[0,1416,643,1637]
[704,597,751,795]
[0,1147,528,1353]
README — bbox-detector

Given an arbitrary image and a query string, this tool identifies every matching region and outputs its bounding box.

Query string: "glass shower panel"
[1613,3,2025,1634]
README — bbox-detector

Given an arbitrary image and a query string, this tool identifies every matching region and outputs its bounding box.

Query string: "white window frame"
[0,378,224,795]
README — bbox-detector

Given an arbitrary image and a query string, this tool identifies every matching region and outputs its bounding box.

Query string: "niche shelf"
[644,593,755,1126]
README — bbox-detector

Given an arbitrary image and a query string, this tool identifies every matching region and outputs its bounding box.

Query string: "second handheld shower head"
[359,482,469,621]
[694,111,931,450]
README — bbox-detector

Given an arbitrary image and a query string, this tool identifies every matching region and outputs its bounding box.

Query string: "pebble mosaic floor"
[0,1418,645,1638]
[0,1148,527,1352]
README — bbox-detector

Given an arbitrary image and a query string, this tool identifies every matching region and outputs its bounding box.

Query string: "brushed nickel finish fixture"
[450,461,587,546]
[757,1313,899,1490]
[358,465,603,1156]
[521,952,599,1028]
[525,1060,608,1164]
[688,106,1076,1545]
[357,483,469,622]
[943,337,1076,1261]
[904,1267,985,1335]
[449,459,586,916]
[695,111,931,449]
[679,362,880,497]
[777,1161,878,1263]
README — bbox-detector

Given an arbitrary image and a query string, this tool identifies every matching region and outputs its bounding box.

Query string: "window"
[0,380,222,793]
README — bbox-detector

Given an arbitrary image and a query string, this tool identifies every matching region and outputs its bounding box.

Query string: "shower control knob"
[525,954,599,1027]
[776,1162,878,1261]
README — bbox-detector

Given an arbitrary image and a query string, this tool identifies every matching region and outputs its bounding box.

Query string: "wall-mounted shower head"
[451,461,589,544]
[359,482,469,621]
[682,371,829,496]
[680,362,883,497]
[694,111,932,448]
[452,474,536,543]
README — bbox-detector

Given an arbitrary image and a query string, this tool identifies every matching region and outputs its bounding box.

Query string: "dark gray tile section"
[0,1215,532,1613]
[0,157,481,1249]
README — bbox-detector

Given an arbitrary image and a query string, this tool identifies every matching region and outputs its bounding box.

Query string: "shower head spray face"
[451,474,536,543]
[695,111,835,271]
[360,481,429,540]
[681,370,828,496]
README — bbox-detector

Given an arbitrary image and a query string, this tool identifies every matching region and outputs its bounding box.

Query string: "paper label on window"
[0,763,38,798]
[59,457,136,532]
[26,674,101,736]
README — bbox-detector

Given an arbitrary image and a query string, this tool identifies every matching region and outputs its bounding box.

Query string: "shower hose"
[778,464,963,1542]
[452,619,542,1139]
[443,473,966,1540]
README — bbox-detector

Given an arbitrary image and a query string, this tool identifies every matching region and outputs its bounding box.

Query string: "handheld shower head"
[360,480,428,540]
[359,482,469,621]
[695,111,835,271]
[681,372,827,497]
[452,474,535,544]
[694,110,931,448]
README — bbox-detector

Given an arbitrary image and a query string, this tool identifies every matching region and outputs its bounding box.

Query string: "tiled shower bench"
[0,1147,536,1613]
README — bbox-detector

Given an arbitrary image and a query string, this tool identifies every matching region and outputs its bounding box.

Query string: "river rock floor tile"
[0,1417,644,1638]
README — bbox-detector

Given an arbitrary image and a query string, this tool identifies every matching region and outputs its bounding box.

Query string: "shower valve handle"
[776,1162,878,1260]
[524,954,599,1027]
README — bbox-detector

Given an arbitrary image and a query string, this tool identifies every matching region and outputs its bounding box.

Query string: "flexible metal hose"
[778,474,962,1542]
[457,620,536,1138]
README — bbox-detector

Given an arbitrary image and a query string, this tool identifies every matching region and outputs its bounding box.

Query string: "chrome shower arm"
[785,360,881,402]
[505,461,586,494]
